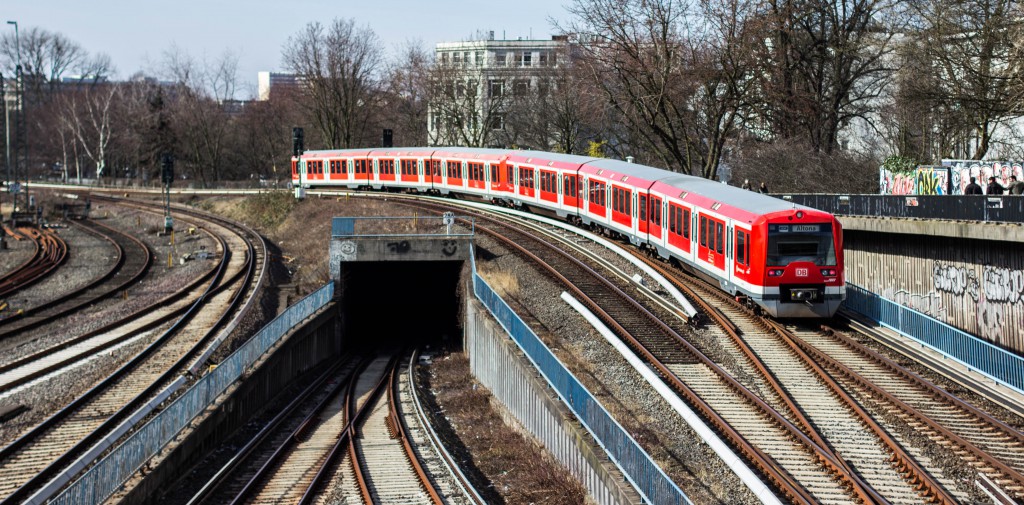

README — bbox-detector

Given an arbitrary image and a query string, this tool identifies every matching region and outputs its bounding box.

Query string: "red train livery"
[293,147,844,318]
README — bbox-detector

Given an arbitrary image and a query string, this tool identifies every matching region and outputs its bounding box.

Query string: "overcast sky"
[5,0,569,98]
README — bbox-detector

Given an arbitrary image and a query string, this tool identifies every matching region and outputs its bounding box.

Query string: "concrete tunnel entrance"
[339,261,463,351]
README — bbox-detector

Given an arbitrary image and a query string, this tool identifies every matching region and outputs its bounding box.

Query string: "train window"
[651,199,661,226]
[700,216,707,246]
[588,181,606,206]
[639,195,647,221]
[669,205,677,233]
[519,167,535,189]
[736,231,747,265]
[491,165,498,183]
[716,222,724,254]
[683,209,690,238]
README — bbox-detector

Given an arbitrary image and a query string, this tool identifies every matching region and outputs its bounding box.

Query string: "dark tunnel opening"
[340,261,463,352]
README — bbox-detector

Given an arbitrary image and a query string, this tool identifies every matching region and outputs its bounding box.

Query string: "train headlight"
[768,269,784,277]
[796,211,804,218]
[820,268,836,277]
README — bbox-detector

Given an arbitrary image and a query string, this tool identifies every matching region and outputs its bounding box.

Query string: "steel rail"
[297,355,401,505]
[387,352,444,505]
[224,357,366,505]
[635,253,958,503]
[0,210,260,503]
[0,218,152,337]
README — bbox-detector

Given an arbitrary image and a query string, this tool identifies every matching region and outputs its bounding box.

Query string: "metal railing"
[473,272,692,505]
[845,283,1023,393]
[49,283,335,505]
[331,215,474,238]
[780,194,1024,223]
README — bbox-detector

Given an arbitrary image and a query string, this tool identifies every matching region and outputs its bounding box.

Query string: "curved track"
[0,218,152,339]
[0,198,267,504]
[0,226,68,299]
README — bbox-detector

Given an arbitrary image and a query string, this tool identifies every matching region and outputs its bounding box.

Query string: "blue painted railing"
[845,283,1023,393]
[473,273,692,505]
[51,283,335,505]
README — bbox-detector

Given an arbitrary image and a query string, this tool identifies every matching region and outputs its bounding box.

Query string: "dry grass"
[476,264,520,299]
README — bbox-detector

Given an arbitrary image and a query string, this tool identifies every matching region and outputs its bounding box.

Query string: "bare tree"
[282,19,384,149]
[901,0,1023,160]
[381,40,431,147]
[0,27,86,99]
[499,46,606,154]
[562,0,751,178]
[745,0,898,154]
[60,83,120,180]
[163,47,238,185]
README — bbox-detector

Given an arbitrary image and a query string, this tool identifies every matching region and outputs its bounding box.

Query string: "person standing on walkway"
[986,176,1005,195]
[741,179,752,190]
[759,181,769,194]
[964,177,983,195]
[1008,175,1024,195]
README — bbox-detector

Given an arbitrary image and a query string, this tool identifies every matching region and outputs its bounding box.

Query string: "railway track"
[204,351,478,505]
[629,249,1024,502]
[405,200,893,503]
[0,226,68,299]
[0,217,152,339]
[0,198,267,503]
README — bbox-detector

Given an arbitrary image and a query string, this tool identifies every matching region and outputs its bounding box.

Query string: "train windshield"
[766,223,836,266]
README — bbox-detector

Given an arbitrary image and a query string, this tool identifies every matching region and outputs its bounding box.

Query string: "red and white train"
[293,147,844,318]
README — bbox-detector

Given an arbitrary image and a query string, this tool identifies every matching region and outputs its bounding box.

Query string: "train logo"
[796,268,808,277]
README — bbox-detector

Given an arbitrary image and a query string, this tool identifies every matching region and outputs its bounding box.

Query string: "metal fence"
[473,273,692,505]
[331,215,475,238]
[50,283,335,505]
[779,194,1024,223]
[845,283,1024,393]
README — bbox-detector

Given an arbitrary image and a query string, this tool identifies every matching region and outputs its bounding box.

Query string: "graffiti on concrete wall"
[944,160,1024,195]
[932,262,1024,341]
[879,169,917,195]
[915,166,950,195]
[880,287,947,320]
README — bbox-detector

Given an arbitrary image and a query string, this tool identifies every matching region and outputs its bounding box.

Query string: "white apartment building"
[428,34,569,147]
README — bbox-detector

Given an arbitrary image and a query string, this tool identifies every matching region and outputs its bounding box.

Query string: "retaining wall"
[466,299,642,505]
[119,308,340,504]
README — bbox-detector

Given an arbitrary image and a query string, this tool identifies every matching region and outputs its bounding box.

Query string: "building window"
[539,52,548,67]
[513,80,530,96]
[490,80,503,97]
[453,52,462,65]
[490,114,504,130]
[475,51,483,67]
[522,51,532,67]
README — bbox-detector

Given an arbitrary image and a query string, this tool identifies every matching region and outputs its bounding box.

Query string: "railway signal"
[161,153,174,233]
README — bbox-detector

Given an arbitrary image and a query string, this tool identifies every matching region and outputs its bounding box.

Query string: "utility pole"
[6,21,23,214]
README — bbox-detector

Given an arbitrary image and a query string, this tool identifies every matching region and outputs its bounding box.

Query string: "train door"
[562,174,581,209]
[649,196,662,240]
[518,166,535,198]
[697,213,727,271]
[587,178,607,218]
[610,184,631,228]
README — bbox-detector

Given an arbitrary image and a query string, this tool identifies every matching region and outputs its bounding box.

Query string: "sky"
[4,0,571,98]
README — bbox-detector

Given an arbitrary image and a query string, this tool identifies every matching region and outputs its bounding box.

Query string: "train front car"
[757,209,844,318]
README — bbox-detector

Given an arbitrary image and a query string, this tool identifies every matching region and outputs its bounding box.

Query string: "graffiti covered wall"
[879,160,1024,195]
[844,231,1024,354]
[943,160,1024,195]
[879,168,917,195]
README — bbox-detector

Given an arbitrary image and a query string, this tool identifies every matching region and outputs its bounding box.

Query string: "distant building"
[428,33,570,147]
[257,71,302,101]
